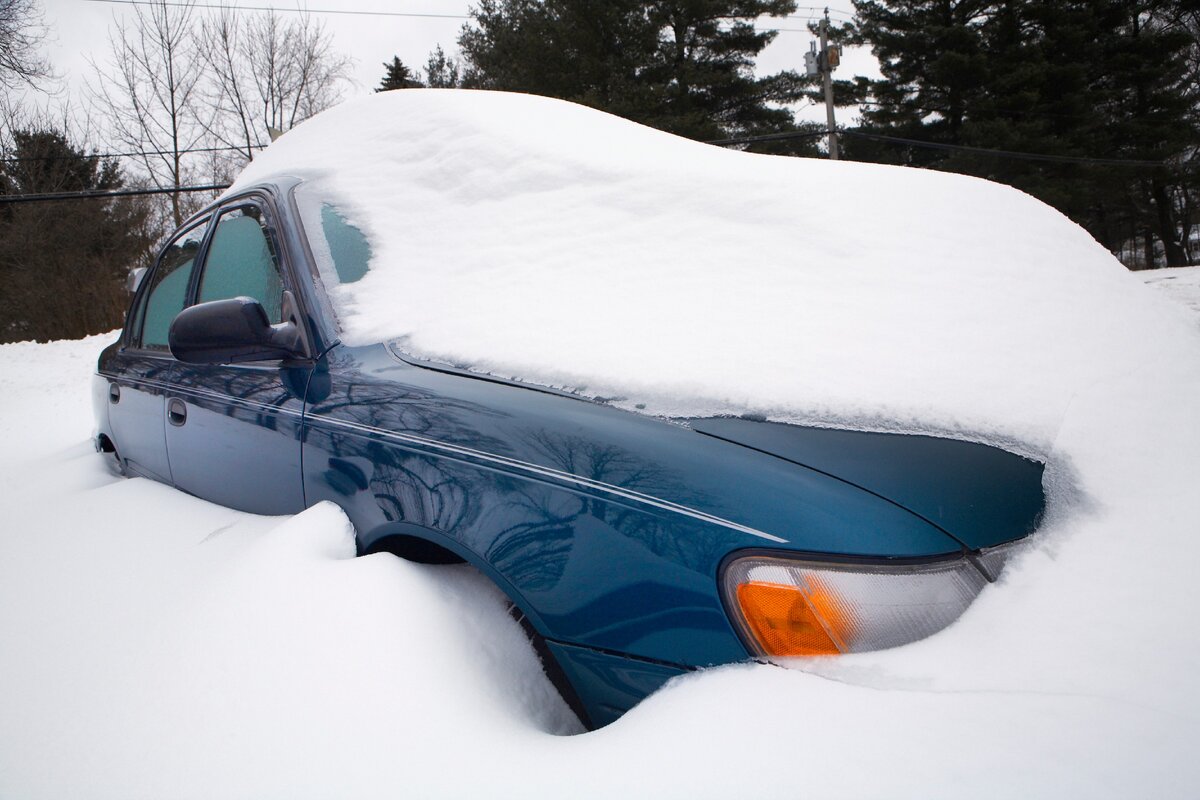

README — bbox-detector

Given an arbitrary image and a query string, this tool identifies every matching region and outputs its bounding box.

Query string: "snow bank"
[236,90,1197,453]
[1142,265,1200,324]
[2,320,1198,796]
[0,335,580,800]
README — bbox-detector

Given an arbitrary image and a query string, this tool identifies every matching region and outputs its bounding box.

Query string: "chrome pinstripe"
[100,373,787,543]
[99,371,306,418]
[304,412,788,544]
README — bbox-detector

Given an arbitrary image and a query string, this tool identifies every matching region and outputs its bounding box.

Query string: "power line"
[708,130,827,146]
[85,0,856,24]
[708,128,1167,167]
[708,130,828,146]
[788,7,855,21]
[1,129,1166,204]
[0,183,230,204]
[81,0,471,19]
[855,97,1094,121]
[3,127,1162,206]
[840,130,1167,167]
[0,143,266,164]
[76,0,842,38]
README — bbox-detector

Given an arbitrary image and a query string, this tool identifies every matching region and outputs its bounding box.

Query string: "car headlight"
[721,544,1021,657]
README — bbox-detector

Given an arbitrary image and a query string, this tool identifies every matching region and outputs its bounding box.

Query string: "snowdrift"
[234,89,1195,454]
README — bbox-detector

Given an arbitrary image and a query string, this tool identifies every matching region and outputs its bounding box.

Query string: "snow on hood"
[230,89,1195,452]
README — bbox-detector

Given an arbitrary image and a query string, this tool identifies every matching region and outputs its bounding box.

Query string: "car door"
[104,216,211,483]
[163,196,311,515]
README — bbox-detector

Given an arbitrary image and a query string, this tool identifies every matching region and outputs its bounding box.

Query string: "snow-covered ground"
[1,88,1199,797]
[0,268,1195,798]
[1142,266,1200,325]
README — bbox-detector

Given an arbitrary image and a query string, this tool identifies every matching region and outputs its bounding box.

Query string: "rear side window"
[317,204,370,285]
[293,181,371,290]
[139,219,209,350]
[197,204,285,322]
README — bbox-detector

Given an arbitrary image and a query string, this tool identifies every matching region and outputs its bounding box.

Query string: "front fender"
[692,417,1046,550]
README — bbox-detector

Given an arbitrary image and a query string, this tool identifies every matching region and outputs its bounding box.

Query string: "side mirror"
[126,267,147,294]
[169,296,307,364]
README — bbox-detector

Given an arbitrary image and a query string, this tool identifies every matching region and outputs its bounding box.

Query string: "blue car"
[93,174,1045,729]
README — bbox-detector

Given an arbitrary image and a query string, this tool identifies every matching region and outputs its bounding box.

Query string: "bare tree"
[88,0,207,226]
[199,7,352,162]
[0,0,51,91]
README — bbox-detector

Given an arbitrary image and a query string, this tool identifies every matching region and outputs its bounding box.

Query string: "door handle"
[167,398,187,427]
[109,383,120,403]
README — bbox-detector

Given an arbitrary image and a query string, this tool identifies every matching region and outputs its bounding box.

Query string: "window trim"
[126,214,214,353]
[288,182,345,340]
[121,184,321,362]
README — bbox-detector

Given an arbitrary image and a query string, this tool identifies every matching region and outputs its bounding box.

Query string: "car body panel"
[97,349,175,483]
[301,342,965,668]
[544,640,688,729]
[692,417,1046,550]
[165,361,310,515]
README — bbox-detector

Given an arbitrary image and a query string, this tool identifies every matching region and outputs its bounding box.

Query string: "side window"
[197,204,285,322]
[139,219,210,350]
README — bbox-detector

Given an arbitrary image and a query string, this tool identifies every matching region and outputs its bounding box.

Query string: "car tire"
[97,436,126,477]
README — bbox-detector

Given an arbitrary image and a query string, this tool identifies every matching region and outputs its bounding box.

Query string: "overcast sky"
[33,0,875,131]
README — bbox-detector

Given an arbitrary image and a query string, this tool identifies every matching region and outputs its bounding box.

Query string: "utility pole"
[806,8,841,160]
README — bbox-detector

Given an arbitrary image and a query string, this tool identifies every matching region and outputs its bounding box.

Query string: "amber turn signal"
[735,581,846,656]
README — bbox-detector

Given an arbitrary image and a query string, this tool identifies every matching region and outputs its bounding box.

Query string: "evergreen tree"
[423,45,461,88]
[845,0,1199,267]
[457,0,813,146]
[0,129,156,342]
[1175,7,1200,261]
[377,56,423,92]
[854,0,991,149]
[1094,1,1197,266]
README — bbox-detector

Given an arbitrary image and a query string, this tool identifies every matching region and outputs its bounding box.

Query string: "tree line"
[384,0,1198,269]
[2,0,1197,342]
[836,0,1199,269]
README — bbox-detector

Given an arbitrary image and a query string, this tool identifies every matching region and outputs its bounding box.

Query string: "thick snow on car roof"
[231,89,1192,452]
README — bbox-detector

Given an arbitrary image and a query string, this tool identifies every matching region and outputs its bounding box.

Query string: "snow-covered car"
[93,91,1047,729]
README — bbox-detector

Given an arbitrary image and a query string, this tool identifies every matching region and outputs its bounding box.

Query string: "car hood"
[691,418,1045,551]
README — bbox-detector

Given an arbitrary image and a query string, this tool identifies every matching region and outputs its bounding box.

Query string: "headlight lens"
[722,548,1017,657]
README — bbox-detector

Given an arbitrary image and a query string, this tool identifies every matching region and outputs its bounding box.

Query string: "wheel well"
[359,527,591,730]
[363,533,466,565]
[97,434,117,454]
[364,531,590,730]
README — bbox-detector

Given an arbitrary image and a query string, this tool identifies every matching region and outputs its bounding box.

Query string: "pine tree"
[457,0,811,144]
[377,56,423,92]
[0,129,156,342]
[1094,0,1197,266]
[846,0,1199,267]
[853,0,991,150]
[423,45,460,88]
